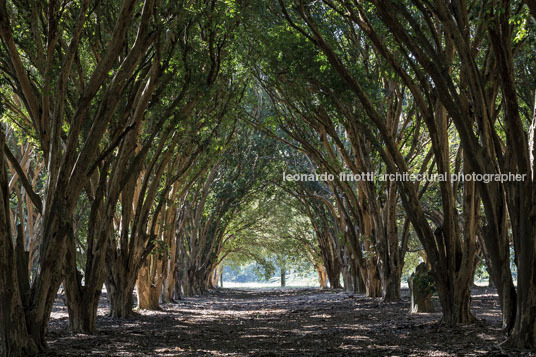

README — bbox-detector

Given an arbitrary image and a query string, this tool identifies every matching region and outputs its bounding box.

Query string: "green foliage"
[412,271,436,296]
[401,251,420,282]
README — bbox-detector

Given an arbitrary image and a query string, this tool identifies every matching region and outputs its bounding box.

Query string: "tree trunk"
[504,207,536,348]
[325,262,341,289]
[161,229,177,303]
[435,270,475,325]
[0,299,38,356]
[161,263,176,303]
[0,202,38,355]
[0,140,39,355]
[280,269,286,287]
[181,267,210,297]
[355,271,366,294]
[438,285,474,325]
[64,228,108,333]
[27,214,71,349]
[316,265,328,289]
[382,181,401,302]
[341,265,352,291]
[65,291,101,334]
[136,262,162,311]
[365,263,382,297]
[382,269,401,302]
[344,255,366,294]
[505,280,536,348]
[210,266,221,288]
[106,275,136,318]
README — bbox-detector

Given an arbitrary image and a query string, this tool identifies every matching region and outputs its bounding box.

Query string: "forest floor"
[42,286,534,356]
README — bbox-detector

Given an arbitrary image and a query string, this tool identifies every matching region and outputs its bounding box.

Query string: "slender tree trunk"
[27,213,71,348]
[341,265,352,291]
[316,264,328,289]
[161,238,177,303]
[505,203,536,347]
[379,180,401,302]
[0,143,38,354]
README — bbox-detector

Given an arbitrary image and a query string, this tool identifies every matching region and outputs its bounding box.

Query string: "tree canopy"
[1,0,536,354]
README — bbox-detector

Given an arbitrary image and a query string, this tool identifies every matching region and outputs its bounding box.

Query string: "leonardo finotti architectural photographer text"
[282,172,526,183]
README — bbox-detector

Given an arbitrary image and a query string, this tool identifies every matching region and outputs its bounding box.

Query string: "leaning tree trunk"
[506,278,536,348]
[504,198,536,348]
[0,143,38,355]
[379,180,402,302]
[316,264,328,289]
[27,210,72,349]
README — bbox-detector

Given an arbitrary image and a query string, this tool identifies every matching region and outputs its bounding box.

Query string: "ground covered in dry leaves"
[41,287,534,356]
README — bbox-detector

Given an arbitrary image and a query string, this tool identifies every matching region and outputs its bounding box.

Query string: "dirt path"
[42,287,531,356]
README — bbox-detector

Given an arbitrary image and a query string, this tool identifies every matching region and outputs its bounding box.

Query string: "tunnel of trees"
[0,0,535,355]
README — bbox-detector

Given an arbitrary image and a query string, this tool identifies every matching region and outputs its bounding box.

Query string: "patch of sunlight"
[343,335,371,341]
[222,275,319,289]
[310,313,330,318]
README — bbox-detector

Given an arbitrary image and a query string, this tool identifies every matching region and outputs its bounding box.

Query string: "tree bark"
[316,264,328,289]
[64,288,101,334]
[106,272,136,318]
[382,269,401,303]
[0,137,38,355]
[136,262,163,311]
[436,278,474,325]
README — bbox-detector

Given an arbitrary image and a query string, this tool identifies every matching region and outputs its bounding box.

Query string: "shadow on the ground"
[41,287,528,356]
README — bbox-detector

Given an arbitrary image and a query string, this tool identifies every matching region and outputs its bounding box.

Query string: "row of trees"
[0,0,535,354]
[240,0,536,348]
[0,0,253,354]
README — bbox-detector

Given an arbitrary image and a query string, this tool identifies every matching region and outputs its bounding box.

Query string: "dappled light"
[44,288,504,355]
[1,0,536,355]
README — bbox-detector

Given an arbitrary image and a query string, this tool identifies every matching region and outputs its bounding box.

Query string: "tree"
[0,0,159,348]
